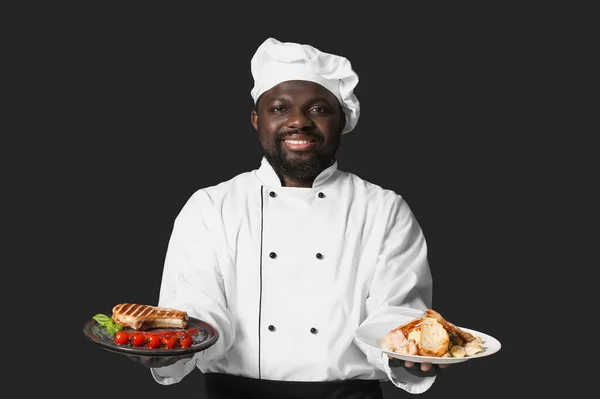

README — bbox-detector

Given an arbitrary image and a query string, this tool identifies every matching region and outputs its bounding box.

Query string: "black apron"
[203,373,383,399]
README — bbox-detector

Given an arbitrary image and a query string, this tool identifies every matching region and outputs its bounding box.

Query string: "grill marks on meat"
[111,303,189,331]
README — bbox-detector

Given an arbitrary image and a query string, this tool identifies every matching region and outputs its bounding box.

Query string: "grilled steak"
[111,303,189,331]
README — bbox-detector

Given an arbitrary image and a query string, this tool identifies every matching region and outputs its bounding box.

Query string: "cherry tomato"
[114,331,129,345]
[165,336,178,349]
[146,334,161,349]
[179,334,193,348]
[176,331,188,339]
[130,333,146,347]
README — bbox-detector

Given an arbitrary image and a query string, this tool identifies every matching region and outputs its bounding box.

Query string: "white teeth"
[285,140,310,144]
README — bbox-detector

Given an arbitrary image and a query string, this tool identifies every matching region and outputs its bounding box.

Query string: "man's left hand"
[388,356,450,377]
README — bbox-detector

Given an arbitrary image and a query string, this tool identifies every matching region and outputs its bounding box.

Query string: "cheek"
[257,121,280,144]
[319,118,342,134]
[320,123,342,145]
[257,130,276,151]
[323,136,341,152]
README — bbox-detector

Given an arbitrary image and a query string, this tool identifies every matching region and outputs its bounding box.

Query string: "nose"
[286,107,314,129]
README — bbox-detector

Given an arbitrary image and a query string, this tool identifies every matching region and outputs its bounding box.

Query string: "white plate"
[354,319,501,365]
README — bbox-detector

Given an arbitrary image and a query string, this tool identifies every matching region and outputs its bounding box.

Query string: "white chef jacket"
[150,157,436,394]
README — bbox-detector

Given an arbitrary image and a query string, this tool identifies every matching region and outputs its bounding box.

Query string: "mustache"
[275,129,324,141]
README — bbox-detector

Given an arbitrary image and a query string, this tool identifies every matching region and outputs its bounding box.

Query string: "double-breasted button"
[268,325,276,331]
[269,191,277,198]
[310,327,318,334]
[316,253,323,259]
[269,252,277,259]
[317,192,325,198]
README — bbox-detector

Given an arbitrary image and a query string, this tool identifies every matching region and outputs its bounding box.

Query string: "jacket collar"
[256,157,338,188]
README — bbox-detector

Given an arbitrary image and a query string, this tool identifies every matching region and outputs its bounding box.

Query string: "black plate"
[83,316,219,357]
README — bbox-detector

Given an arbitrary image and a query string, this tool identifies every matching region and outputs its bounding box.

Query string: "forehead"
[261,80,339,106]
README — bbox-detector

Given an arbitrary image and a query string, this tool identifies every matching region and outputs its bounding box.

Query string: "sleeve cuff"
[150,356,198,385]
[379,352,437,394]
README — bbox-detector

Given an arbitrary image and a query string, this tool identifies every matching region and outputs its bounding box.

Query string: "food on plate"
[415,317,451,357]
[92,313,123,336]
[449,345,466,358]
[90,304,200,350]
[111,303,189,331]
[110,328,197,349]
[382,309,484,358]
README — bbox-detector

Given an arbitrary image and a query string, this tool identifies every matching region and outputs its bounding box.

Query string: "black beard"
[264,131,335,183]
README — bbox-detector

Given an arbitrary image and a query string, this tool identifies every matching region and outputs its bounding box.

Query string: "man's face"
[251,80,346,183]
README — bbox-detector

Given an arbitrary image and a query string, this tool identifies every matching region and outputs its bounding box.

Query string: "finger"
[439,364,450,369]
[420,362,433,372]
[126,355,182,368]
[404,361,414,368]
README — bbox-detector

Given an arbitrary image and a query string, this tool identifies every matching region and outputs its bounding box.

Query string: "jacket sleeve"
[150,191,236,385]
[354,195,437,394]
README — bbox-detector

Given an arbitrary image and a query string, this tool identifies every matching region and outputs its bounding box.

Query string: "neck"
[279,175,314,188]
[265,155,335,188]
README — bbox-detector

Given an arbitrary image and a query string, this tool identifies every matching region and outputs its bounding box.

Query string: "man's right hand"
[125,354,194,368]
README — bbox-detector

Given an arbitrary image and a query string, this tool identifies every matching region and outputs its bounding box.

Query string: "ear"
[251,110,258,130]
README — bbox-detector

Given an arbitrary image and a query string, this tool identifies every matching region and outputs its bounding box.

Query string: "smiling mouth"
[282,138,318,151]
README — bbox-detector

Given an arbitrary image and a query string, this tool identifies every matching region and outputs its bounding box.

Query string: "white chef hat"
[250,37,360,134]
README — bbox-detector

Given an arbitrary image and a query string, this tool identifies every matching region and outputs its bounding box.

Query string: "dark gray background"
[22,2,573,398]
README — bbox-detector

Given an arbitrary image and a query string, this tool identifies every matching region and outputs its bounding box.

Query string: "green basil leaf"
[92,313,124,337]
[92,313,113,326]
[106,323,118,336]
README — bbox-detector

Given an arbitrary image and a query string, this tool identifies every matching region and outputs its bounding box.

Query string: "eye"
[310,106,331,115]
[271,105,287,113]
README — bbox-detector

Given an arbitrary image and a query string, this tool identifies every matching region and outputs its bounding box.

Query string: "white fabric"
[250,38,360,134]
[150,157,436,394]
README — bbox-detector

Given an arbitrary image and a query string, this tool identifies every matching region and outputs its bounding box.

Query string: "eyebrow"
[270,96,335,105]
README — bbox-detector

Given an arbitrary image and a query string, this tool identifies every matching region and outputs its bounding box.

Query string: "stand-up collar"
[255,157,338,188]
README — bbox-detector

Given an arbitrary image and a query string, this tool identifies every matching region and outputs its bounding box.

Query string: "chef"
[140,37,441,398]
